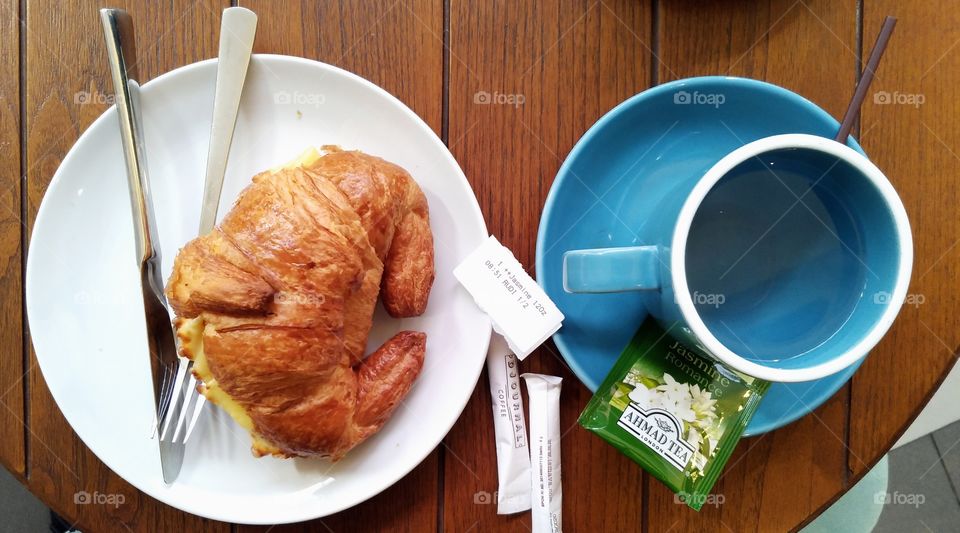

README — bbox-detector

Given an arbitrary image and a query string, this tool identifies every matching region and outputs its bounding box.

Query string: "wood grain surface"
[7,0,959,531]
[850,1,960,479]
[0,0,25,480]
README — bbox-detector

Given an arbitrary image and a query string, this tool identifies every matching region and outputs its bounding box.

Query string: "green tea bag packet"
[579,319,770,511]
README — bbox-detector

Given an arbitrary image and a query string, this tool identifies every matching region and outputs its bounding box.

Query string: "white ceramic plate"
[26,55,490,524]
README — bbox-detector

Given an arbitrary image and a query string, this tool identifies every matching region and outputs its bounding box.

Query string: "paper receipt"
[454,236,564,359]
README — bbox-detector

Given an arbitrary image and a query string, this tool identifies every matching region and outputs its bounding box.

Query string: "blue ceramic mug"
[562,134,912,382]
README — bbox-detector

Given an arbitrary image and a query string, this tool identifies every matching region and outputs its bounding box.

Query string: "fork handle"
[197,7,258,234]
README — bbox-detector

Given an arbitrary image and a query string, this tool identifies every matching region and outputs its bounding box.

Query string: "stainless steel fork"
[173,6,258,446]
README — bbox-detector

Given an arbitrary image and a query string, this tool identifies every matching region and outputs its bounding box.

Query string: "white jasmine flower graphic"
[656,373,687,399]
[629,385,670,412]
[628,382,655,406]
[665,394,697,423]
[654,373,696,422]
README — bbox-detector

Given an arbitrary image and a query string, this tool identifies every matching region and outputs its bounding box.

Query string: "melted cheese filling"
[269,146,323,173]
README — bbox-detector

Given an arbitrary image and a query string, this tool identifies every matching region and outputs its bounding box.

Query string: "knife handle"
[100,8,157,267]
[197,7,258,235]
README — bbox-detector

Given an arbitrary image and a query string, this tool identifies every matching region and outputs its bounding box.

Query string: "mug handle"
[562,246,660,293]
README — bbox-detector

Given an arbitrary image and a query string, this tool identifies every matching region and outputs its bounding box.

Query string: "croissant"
[165,146,435,459]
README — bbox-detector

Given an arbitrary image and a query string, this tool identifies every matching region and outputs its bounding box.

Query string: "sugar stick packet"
[522,373,562,533]
[486,334,532,514]
[579,319,769,511]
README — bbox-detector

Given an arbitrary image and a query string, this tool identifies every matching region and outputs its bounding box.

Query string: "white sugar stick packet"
[487,333,532,514]
[522,373,563,533]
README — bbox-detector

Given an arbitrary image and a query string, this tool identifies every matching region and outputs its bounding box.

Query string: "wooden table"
[3,1,958,531]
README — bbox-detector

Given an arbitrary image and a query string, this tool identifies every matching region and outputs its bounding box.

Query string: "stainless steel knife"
[100,8,186,484]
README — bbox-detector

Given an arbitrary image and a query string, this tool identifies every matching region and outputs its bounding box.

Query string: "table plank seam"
[437,1,451,531]
[643,3,660,527]
[841,0,865,493]
[18,0,29,484]
[650,0,660,85]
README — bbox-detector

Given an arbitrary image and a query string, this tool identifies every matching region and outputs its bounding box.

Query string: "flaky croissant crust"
[165,147,435,459]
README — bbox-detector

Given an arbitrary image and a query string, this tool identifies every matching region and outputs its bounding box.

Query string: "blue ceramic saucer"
[535,76,864,436]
